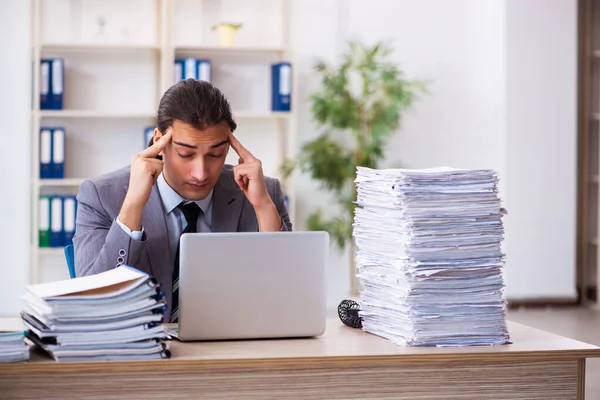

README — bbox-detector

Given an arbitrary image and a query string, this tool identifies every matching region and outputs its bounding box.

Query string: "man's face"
[156,120,230,201]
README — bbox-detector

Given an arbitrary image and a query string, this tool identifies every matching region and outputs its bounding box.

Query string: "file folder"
[50,196,64,248]
[39,128,52,179]
[174,60,183,84]
[63,196,76,247]
[271,62,292,112]
[51,128,65,179]
[51,58,64,110]
[175,58,211,82]
[40,59,51,110]
[197,59,211,82]
[184,58,196,80]
[144,127,154,149]
[39,196,51,248]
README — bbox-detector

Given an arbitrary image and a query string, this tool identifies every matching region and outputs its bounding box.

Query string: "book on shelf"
[39,126,65,179]
[271,62,292,112]
[144,126,155,149]
[40,58,64,110]
[39,195,77,248]
[174,58,211,83]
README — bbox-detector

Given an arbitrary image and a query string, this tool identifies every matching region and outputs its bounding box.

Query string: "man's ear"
[153,128,164,160]
[152,128,162,145]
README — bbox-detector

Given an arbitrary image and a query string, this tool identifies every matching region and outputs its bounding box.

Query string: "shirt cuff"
[116,217,144,241]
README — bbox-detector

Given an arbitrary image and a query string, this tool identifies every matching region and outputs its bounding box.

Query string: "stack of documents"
[353,166,510,347]
[21,266,171,361]
[0,331,29,363]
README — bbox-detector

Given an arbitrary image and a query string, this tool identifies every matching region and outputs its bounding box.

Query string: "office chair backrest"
[64,244,76,278]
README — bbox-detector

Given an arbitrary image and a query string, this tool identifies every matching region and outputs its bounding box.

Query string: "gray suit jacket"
[73,164,292,320]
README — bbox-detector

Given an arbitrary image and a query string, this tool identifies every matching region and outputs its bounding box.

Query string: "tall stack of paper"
[0,331,29,363]
[353,166,510,347]
[21,266,171,361]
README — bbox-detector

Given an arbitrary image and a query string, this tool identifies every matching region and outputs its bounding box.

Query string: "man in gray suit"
[73,79,292,322]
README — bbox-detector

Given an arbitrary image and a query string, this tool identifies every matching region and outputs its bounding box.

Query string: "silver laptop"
[171,231,329,341]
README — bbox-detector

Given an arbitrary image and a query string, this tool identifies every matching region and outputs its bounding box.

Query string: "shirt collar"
[156,173,213,215]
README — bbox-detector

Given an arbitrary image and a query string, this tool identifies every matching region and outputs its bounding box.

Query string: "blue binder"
[38,195,51,248]
[197,59,211,82]
[271,62,292,112]
[39,128,52,179]
[174,58,211,82]
[283,194,290,210]
[174,59,184,83]
[144,126,155,148]
[62,196,77,246]
[51,127,65,179]
[49,196,64,248]
[40,59,52,110]
[50,58,64,110]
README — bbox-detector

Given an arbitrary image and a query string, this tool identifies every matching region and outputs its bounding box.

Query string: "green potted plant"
[281,40,427,292]
[211,23,243,46]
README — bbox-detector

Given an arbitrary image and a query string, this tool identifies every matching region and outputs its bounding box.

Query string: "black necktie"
[171,202,202,323]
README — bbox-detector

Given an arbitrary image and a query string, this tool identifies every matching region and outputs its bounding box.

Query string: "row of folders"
[39,58,292,112]
[39,195,77,248]
[39,127,154,179]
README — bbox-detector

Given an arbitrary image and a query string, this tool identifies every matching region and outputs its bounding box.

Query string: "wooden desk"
[1,317,599,399]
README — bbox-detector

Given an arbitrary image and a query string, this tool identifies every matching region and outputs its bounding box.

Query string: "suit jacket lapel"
[212,169,244,232]
[142,184,172,279]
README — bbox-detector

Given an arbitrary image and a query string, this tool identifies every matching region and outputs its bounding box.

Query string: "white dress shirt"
[116,173,213,259]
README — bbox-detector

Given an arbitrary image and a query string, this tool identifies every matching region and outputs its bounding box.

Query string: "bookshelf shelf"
[235,111,291,119]
[175,45,291,56]
[37,110,157,119]
[36,248,67,257]
[38,179,85,188]
[36,110,288,120]
[28,0,298,285]
[41,43,161,53]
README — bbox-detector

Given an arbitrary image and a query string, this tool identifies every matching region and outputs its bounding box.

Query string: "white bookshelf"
[29,0,298,284]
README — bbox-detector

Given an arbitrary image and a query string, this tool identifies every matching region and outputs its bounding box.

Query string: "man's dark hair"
[148,79,237,148]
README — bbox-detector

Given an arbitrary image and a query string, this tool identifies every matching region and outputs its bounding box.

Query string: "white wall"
[293,0,353,308]
[292,0,578,303]
[0,0,31,316]
[503,0,578,300]
[0,0,579,315]
[294,0,508,307]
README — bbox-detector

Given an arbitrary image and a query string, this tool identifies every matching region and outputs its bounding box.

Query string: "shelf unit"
[29,0,298,284]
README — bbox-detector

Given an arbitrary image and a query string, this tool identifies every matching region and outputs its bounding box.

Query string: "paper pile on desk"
[353,166,510,347]
[0,331,29,362]
[21,266,171,361]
